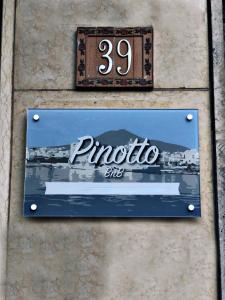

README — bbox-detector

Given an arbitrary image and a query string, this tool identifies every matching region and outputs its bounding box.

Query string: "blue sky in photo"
[27,109,199,149]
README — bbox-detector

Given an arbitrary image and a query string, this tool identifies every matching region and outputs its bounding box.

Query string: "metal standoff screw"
[33,114,40,121]
[30,203,38,211]
[186,114,193,121]
[187,204,195,212]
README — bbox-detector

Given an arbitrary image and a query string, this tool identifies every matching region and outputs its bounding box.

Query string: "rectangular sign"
[76,27,153,89]
[24,109,200,217]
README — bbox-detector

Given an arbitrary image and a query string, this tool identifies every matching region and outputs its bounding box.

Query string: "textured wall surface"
[14,0,208,89]
[6,1,217,300]
[210,0,225,298]
[0,1,15,300]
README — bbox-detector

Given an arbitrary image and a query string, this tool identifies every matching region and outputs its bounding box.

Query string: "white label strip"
[45,182,180,196]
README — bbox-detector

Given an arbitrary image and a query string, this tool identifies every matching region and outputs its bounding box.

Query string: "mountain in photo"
[96,129,189,152]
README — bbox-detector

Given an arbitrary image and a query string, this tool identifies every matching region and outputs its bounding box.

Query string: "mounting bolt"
[30,204,38,211]
[187,204,195,212]
[186,114,193,121]
[33,114,40,121]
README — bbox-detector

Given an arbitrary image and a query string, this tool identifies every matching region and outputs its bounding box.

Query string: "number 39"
[98,39,132,76]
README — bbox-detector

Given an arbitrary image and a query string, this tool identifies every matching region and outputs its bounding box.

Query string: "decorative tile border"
[76,26,153,88]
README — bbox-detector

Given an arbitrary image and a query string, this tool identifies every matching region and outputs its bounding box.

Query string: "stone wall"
[223,0,225,60]
[6,1,217,299]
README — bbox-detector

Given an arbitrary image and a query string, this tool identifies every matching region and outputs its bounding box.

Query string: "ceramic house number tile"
[76,27,153,89]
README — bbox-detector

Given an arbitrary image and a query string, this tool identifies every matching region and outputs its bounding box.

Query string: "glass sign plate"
[24,109,200,217]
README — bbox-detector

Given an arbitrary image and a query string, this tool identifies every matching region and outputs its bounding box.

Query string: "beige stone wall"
[6,1,217,299]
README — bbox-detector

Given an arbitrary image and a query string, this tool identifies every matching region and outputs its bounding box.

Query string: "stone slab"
[14,0,209,89]
[210,0,225,299]
[6,90,216,300]
[0,1,15,300]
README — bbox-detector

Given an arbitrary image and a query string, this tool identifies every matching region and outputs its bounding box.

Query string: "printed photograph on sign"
[24,109,200,217]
